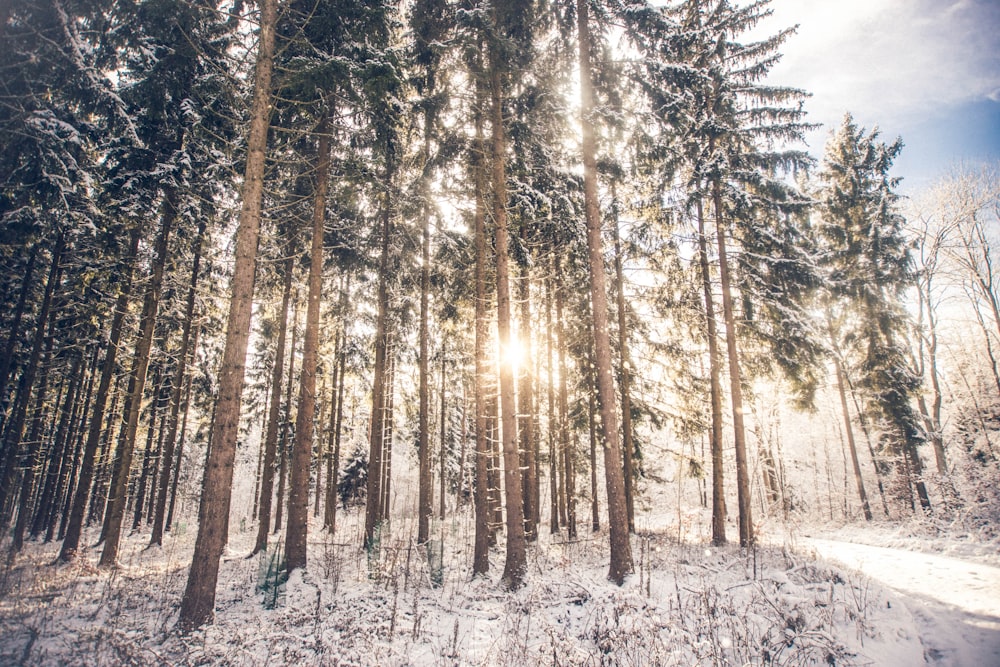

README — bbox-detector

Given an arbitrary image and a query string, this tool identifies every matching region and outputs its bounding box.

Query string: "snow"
[806,537,1000,666]
[1,509,974,666]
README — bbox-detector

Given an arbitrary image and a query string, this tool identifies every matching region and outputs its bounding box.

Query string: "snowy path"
[807,538,1000,665]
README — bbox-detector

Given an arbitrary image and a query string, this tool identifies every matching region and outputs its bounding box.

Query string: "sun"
[498,334,527,371]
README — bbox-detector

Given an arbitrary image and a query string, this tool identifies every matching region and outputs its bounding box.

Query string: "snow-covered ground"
[806,538,1000,666]
[0,509,959,666]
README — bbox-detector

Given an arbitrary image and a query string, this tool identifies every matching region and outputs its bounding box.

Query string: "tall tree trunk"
[696,198,727,545]
[251,257,292,554]
[324,274,349,532]
[578,0,633,584]
[417,168,433,546]
[440,345,447,520]
[546,270,559,534]
[1,233,63,538]
[285,111,331,573]
[31,354,82,539]
[555,263,575,540]
[381,348,396,522]
[166,322,199,533]
[844,368,891,517]
[610,191,635,534]
[472,50,491,576]
[364,167,394,551]
[152,218,206,547]
[490,42,527,591]
[0,244,37,413]
[518,251,538,541]
[831,344,873,521]
[177,0,276,630]
[101,186,177,567]
[588,392,599,532]
[275,292,299,534]
[55,346,99,542]
[59,227,140,562]
[131,364,165,531]
[9,276,59,554]
[712,176,753,548]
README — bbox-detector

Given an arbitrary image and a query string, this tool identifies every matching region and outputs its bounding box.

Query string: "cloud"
[759,0,1000,131]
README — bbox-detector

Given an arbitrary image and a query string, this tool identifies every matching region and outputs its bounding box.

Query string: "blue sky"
[756,0,1000,192]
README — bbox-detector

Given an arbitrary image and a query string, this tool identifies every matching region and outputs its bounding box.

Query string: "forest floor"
[3,509,996,665]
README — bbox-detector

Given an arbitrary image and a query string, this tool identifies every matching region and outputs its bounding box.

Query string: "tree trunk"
[55,346,99,542]
[555,262,575,540]
[0,244,37,412]
[588,392,599,532]
[285,111,331,573]
[610,192,635,533]
[472,48,491,576]
[712,177,754,548]
[131,364,165,531]
[518,248,537,541]
[696,198,727,545]
[274,292,299,534]
[1,233,63,540]
[9,273,60,554]
[101,185,177,567]
[59,227,140,562]
[364,166,394,551]
[832,349,873,521]
[177,0,276,630]
[546,270,559,535]
[152,218,206,546]
[249,258,292,553]
[166,323,199,533]
[490,43,527,591]
[325,274,349,533]
[578,0,633,584]
[31,354,82,539]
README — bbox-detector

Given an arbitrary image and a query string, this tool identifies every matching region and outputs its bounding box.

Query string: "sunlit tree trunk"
[696,198,727,545]
[578,0,633,583]
[177,0,276,630]
[472,53,490,575]
[712,176,753,548]
[489,46,527,590]
[610,192,635,533]
[286,110,331,572]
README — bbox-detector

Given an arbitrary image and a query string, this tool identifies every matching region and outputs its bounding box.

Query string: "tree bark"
[578,0,633,584]
[712,177,753,548]
[152,218,206,547]
[518,250,538,541]
[101,185,177,567]
[285,111,331,573]
[490,42,527,591]
[1,233,63,540]
[472,48,491,576]
[177,0,276,630]
[274,292,299,534]
[364,168,394,551]
[59,227,140,561]
[695,198,727,545]
[610,193,635,533]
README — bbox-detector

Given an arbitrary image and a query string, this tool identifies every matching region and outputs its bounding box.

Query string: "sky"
[754,0,1000,192]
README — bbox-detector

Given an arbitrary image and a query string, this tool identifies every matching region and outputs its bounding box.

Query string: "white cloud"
[757,0,1000,133]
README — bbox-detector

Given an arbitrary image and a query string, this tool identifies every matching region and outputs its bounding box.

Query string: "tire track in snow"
[807,538,1000,666]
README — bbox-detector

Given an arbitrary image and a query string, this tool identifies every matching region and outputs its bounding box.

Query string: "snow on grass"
[1,509,928,666]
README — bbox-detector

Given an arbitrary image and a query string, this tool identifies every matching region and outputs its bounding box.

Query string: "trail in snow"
[807,538,1000,666]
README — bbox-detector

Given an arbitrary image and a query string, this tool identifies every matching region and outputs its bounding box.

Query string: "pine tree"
[817,113,930,512]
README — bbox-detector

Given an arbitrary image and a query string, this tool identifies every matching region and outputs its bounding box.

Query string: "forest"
[1,0,998,664]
